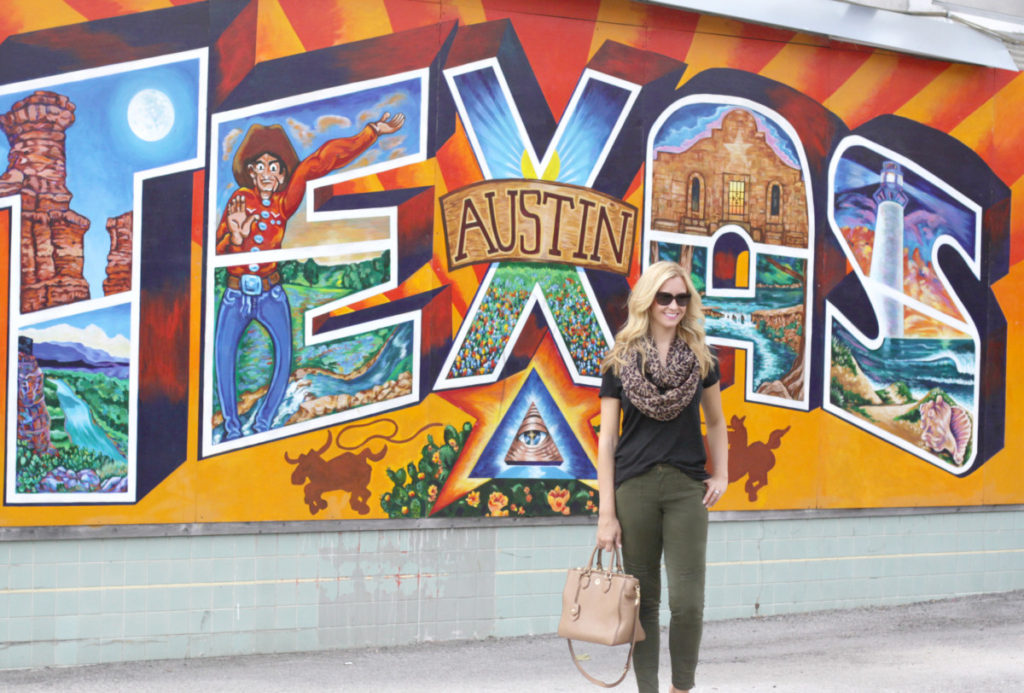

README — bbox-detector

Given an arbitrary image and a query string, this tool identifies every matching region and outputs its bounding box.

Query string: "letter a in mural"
[645,97,815,411]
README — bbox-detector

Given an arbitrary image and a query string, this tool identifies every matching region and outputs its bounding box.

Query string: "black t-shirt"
[599,359,719,486]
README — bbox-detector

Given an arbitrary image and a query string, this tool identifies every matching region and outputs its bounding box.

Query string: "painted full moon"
[126,89,174,142]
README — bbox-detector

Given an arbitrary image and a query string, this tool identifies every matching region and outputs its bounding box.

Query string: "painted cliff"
[0,90,91,314]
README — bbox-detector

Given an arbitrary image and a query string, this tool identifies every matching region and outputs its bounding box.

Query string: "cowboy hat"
[231,123,300,187]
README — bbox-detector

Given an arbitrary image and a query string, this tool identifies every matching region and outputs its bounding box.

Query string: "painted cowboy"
[214,112,405,441]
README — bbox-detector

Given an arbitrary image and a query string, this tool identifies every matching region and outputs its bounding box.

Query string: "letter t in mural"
[3,50,205,504]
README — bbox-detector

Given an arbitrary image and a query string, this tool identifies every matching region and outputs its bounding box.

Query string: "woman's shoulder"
[599,364,621,397]
[702,356,720,388]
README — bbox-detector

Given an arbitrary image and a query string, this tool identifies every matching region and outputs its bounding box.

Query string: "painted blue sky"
[451,68,523,179]
[554,78,631,185]
[0,57,201,299]
[654,103,801,169]
[214,78,422,212]
[30,302,130,339]
[833,149,976,262]
[450,67,630,184]
[20,301,131,359]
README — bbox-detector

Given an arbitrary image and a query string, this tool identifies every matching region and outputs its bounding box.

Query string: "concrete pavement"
[2,590,1022,691]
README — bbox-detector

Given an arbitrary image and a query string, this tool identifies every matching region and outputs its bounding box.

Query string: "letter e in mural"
[204,70,428,455]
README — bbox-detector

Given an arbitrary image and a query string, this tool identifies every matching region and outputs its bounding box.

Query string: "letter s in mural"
[826,118,1010,476]
[0,1,1020,526]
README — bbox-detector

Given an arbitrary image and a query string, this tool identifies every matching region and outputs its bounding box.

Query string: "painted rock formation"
[286,372,414,425]
[0,90,91,313]
[103,211,132,295]
[16,337,55,455]
[751,305,805,400]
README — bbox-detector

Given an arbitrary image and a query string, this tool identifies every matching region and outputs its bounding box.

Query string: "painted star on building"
[430,333,600,513]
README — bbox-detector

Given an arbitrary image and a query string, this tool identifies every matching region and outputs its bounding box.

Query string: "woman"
[597,260,728,693]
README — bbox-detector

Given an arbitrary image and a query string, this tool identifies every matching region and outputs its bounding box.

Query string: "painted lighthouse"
[870,161,909,338]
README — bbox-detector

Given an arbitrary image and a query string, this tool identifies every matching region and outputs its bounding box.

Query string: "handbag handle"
[586,545,624,575]
[565,585,643,688]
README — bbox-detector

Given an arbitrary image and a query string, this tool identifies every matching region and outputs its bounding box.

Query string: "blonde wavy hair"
[602,260,716,378]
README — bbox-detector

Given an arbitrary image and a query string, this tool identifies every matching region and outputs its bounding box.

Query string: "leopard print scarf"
[619,337,700,421]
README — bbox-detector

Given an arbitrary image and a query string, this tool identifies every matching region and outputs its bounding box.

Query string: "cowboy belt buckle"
[240,274,263,296]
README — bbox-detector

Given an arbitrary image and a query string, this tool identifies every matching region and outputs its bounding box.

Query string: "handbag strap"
[565,581,643,688]
[587,545,624,574]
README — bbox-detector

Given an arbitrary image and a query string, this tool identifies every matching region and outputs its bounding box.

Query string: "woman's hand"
[703,475,727,508]
[596,514,622,552]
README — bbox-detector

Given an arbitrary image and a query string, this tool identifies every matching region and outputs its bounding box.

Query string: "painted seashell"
[949,406,972,465]
[920,397,955,460]
[919,396,972,465]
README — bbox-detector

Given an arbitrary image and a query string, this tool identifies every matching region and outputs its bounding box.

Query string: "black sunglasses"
[654,291,691,307]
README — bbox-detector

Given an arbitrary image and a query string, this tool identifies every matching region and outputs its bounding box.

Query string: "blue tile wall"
[1,509,1022,669]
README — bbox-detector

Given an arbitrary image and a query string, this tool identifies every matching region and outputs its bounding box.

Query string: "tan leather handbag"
[557,546,646,687]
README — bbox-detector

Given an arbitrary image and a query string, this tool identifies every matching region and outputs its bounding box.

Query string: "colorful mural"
[3,49,205,504]
[647,97,814,410]
[0,0,1021,527]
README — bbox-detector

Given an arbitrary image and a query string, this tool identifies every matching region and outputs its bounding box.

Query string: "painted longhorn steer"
[285,430,387,515]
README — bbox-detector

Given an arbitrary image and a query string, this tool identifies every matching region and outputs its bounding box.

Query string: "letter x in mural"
[429,26,688,510]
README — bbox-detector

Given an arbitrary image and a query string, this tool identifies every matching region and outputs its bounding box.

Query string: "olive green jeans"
[616,464,708,692]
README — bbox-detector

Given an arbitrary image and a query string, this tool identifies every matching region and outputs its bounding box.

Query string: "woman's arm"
[700,382,729,508]
[596,396,622,550]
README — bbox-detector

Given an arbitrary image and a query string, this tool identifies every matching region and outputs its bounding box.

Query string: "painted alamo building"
[651,108,809,248]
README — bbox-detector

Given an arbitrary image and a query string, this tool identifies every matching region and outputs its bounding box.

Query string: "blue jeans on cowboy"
[214,276,292,441]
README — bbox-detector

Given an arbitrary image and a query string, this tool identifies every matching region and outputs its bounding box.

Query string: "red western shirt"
[216,125,378,278]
